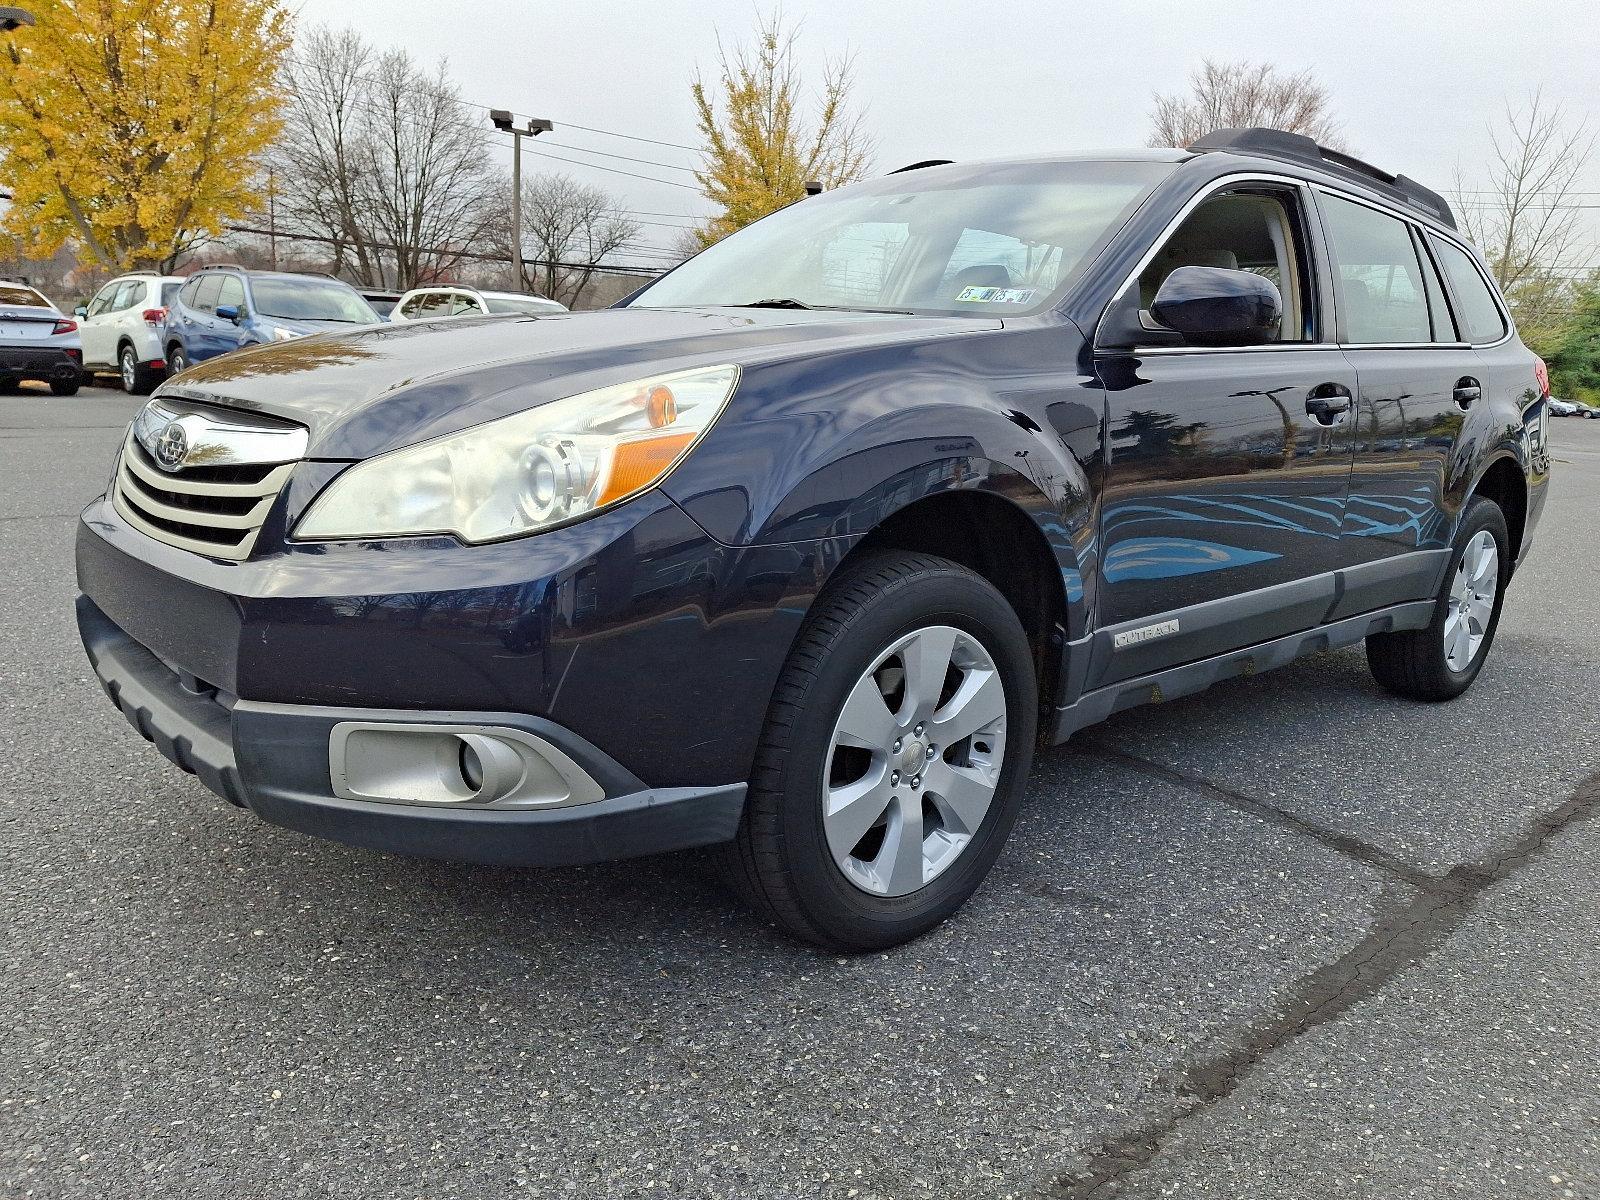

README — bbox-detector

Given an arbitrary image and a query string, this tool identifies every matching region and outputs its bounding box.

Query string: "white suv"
[76,273,184,394]
[390,286,566,321]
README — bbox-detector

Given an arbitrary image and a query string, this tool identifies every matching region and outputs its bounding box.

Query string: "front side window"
[216,275,246,311]
[1320,194,1431,344]
[88,283,120,316]
[630,159,1172,316]
[1136,188,1313,342]
[249,279,375,323]
[1430,237,1507,344]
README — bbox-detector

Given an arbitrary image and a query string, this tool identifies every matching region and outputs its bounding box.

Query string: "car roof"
[892,132,1454,234]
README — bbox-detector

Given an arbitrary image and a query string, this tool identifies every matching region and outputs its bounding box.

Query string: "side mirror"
[1150,266,1282,347]
[216,304,242,322]
[74,305,88,318]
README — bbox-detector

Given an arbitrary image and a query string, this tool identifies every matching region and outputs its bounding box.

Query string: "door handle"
[1454,377,1481,409]
[1305,383,1353,425]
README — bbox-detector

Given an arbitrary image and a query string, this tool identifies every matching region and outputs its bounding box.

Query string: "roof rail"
[192,262,248,273]
[891,159,954,174]
[1188,127,1456,229]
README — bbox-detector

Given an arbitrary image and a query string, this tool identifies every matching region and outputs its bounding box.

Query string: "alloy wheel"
[823,625,1007,897]
[120,348,136,390]
[1444,529,1498,672]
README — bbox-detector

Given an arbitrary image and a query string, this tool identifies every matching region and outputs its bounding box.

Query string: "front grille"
[113,428,296,560]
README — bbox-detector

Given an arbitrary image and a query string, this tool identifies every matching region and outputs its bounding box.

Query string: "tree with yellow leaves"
[690,13,873,247]
[0,0,289,271]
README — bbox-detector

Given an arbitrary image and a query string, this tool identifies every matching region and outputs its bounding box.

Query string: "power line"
[221,222,669,278]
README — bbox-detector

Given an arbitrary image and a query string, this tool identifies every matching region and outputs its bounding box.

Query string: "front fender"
[660,322,1104,638]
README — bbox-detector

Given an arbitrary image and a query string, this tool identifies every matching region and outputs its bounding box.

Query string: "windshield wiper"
[734,297,814,309]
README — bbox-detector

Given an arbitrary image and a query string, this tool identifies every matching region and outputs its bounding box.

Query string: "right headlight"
[295,364,739,544]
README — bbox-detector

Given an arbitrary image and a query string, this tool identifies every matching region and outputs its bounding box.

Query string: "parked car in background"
[164,267,380,374]
[75,128,1550,950]
[356,288,402,320]
[1570,399,1600,419]
[0,281,82,396]
[1548,397,1579,417]
[76,272,184,394]
[390,285,566,321]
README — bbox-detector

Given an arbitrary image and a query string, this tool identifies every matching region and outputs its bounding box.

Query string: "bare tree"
[1148,59,1346,150]
[270,28,498,288]
[1455,91,1594,349]
[506,173,641,308]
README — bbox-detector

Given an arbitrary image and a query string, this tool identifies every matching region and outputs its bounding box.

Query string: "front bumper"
[78,595,746,866]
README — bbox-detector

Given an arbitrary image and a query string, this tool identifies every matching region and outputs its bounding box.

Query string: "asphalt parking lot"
[3,379,1598,1200]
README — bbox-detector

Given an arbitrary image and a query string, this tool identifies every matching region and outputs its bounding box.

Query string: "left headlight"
[295,364,740,544]
[270,326,304,342]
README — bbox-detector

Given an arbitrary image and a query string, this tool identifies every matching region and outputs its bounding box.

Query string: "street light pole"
[489,110,553,292]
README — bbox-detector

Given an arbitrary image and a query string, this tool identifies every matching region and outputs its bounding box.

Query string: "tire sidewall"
[1431,498,1510,694]
[771,565,1038,948]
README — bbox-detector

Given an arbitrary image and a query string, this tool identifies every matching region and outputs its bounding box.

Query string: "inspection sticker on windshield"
[955,286,1036,304]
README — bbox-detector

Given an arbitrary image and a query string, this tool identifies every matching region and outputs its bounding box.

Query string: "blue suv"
[164,267,378,374]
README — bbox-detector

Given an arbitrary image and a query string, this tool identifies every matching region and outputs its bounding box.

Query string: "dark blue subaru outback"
[77,129,1550,950]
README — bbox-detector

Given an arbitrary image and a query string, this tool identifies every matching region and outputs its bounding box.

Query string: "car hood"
[156,306,1002,460]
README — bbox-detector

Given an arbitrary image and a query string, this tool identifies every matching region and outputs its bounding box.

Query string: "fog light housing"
[328,722,606,809]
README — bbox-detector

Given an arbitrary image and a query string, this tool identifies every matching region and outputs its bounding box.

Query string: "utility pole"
[267,168,278,271]
[489,110,553,292]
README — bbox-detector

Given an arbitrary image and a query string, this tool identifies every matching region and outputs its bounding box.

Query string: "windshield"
[0,285,49,308]
[630,159,1171,317]
[251,278,378,323]
[485,296,557,315]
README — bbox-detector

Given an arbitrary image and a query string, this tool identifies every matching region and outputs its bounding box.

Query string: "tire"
[49,378,81,397]
[119,343,159,394]
[721,552,1038,951]
[167,345,190,377]
[0,377,18,395]
[1366,496,1509,701]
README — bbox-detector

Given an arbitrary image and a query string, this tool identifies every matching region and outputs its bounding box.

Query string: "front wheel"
[1367,496,1509,701]
[721,552,1038,951]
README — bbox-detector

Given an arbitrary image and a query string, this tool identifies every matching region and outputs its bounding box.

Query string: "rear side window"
[1430,238,1507,344]
[178,278,201,307]
[451,292,484,315]
[1414,234,1457,342]
[1319,194,1431,344]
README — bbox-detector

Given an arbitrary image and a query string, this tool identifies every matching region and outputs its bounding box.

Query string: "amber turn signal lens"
[645,385,677,428]
[595,432,697,505]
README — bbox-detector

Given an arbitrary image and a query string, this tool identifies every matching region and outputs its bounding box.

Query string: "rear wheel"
[721,552,1038,951]
[49,378,80,397]
[167,345,190,377]
[1366,496,1509,700]
[119,344,160,394]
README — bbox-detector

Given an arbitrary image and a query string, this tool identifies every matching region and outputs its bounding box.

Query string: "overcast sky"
[285,0,1600,267]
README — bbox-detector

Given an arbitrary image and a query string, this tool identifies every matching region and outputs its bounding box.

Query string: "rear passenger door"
[1316,190,1473,615]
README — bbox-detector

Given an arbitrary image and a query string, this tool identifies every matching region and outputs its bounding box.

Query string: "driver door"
[1090,181,1359,685]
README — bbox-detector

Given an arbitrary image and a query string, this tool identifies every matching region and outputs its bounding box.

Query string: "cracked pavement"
[3,384,1598,1199]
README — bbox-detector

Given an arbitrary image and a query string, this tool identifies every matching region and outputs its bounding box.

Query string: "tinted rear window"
[0,285,48,308]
